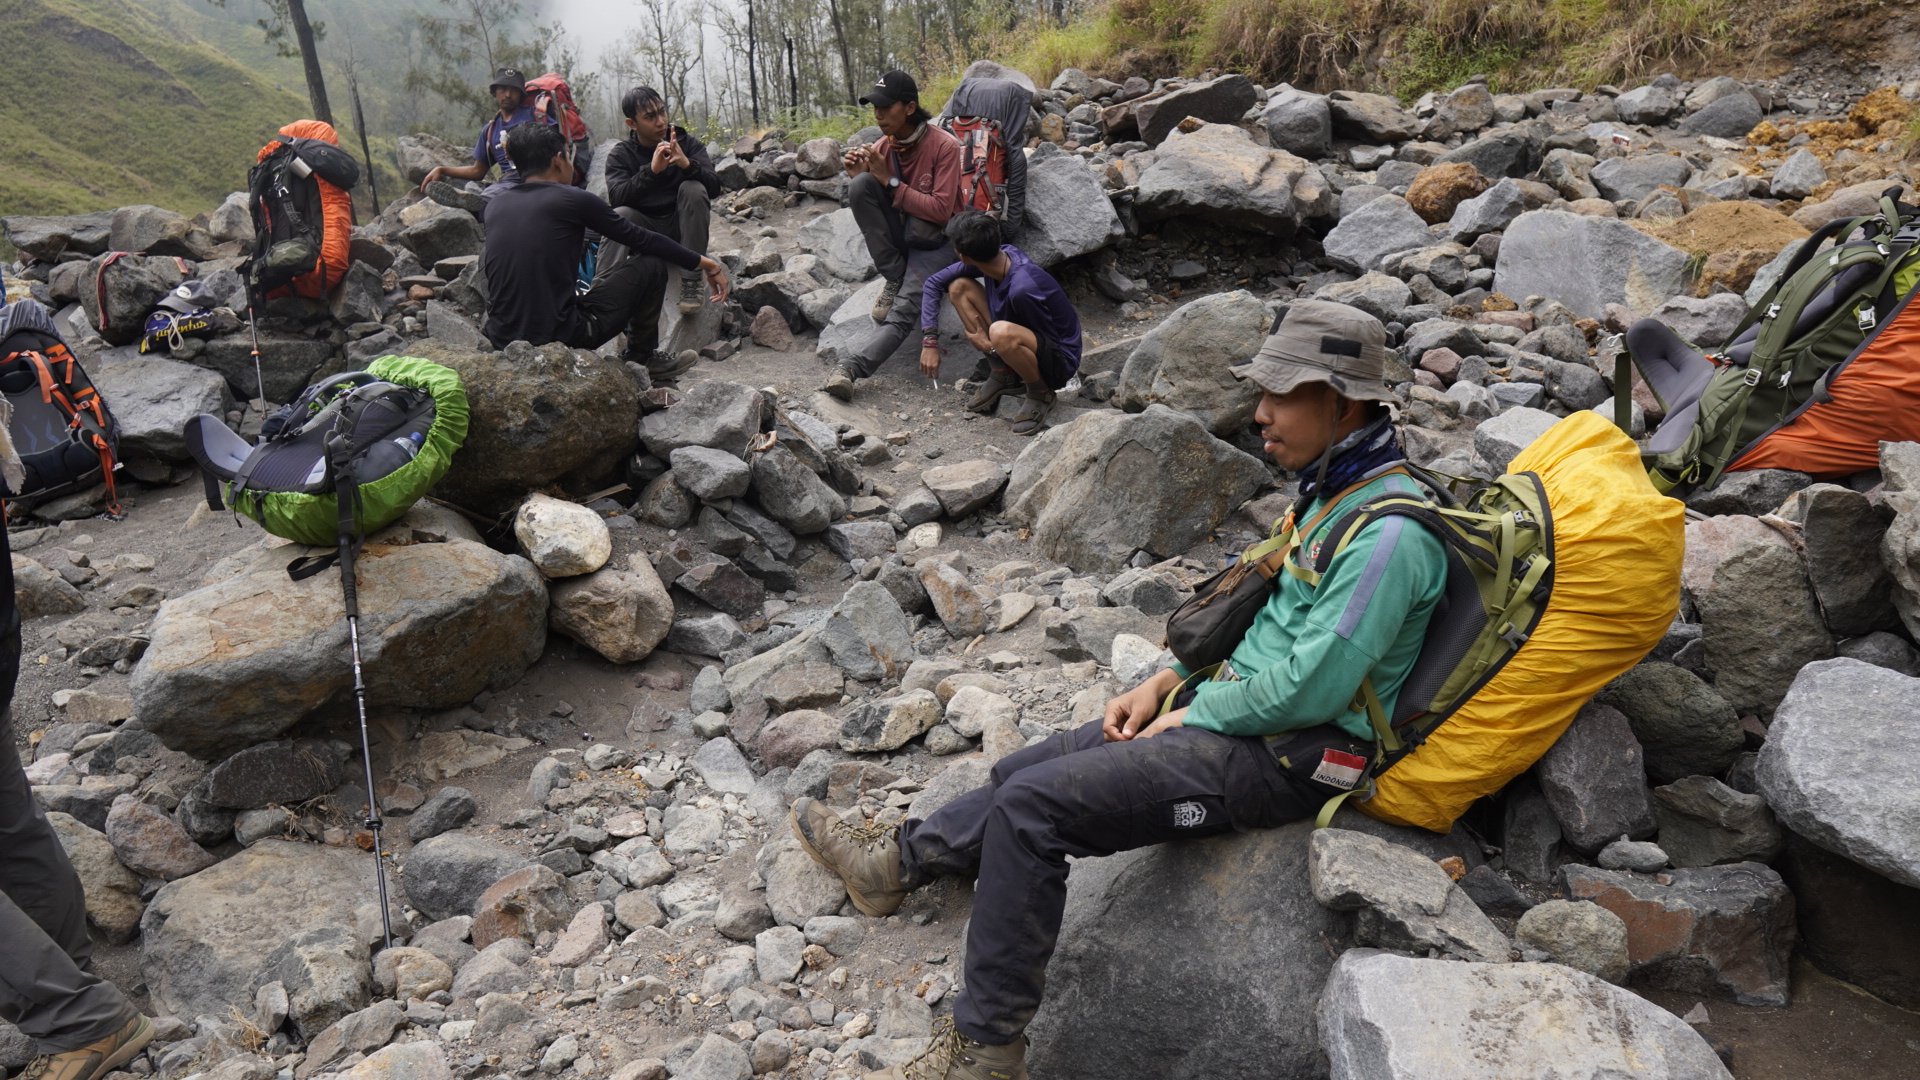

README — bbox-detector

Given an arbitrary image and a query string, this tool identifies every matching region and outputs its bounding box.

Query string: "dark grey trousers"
[1,680,133,1052]
[845,172,955,379]
[599,181,712,267]
[901,718,1360,1045]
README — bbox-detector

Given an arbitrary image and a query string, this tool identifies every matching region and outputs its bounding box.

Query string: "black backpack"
[0,300,122,514]
[243,136,360,308]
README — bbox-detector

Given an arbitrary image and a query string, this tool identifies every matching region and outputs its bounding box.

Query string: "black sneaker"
[425,181,484,215]
[636,349,698,379]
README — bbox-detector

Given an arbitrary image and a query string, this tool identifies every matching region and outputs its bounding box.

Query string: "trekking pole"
[329,432,394,952]
[245,306,268,408]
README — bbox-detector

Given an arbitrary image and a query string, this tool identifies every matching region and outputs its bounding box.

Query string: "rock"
[449,944,530,1000]
[471,865,576,948]
[104,795,214,880]
[803,914,866,956]
[1697,539,1834,718]
[12,555,86,619]
[757,834,847,927]
[1446,178,1529,243]
[1515,900,1630,983]
[1006,406,1269,573]
[1774,829,1920,1009]
[1261,89,1331,158]
[140,840,389,1024]
[1493,210,1691,321]
[750,441,846,534]
[793,137,844,180]
[1312,271,1411,325]
[923,460,1011,517]
[1435,127,1544,182]
[514,494,611,578]
[1597,839,1669,873]
[396,209,483,268]
[1133,125,1333,234]
[917,561,989,638]
[1457,865,1534,918]
[407,787,478,842]
[1653,775,1781,867]
[307,998,410,1069]
[675,559,767,619]
[838,690,942,752]
[132,537,546,758]
[87,350,235,462]
[757,710,840,770]
[1113,290,1267,434]
[108,204,192,257]
[1564,862,1796,1006]
[1328,91,1420,142]
[640,381,765,460]
[402,835,530,922]
[46,812,143,944]
[1612,83,1679,125]
[548,903,609,967]
[1503,772,1565,885]
[1100,567,1185,616]
[1589,154,1693,204]
[396,133,471,184]
[1428,83,1496,138]
[1405,162,1490,225]
[1680,91,1764,138]
[822,521,895,563]
[664,807,725,857]
[944,685,1018,739]
[1307,829,1509,961]
[1770,148,1827,199]
[1535,702,1656,853]
[1471,406,1559,473]
[254,925,371,1039]
[1136,75,1259,146]
[1319,951,1733,1079]
[755,924,807,983]
[1014,148,1123,267]
[1758,657,1920,887]
[1042,605,1162,666]
[82,252,188,346]
[1779,484,1896,636]
[679,1034,751,1080]
[1595,662,1743,783]
[2,211,113,260]
[763,664,844,712]
[1025,813,1475,1080]
[343,1042,453,1080]
[820,581,916,681]
[549,560,674,664]
[1837,630,1920,676]
[669,446,753,502]
[1649,293,1748,350]
[1322,196,1434,273]
[691,737,757,795]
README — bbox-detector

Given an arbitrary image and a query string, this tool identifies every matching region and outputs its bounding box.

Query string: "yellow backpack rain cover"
[1360,411,1685,832]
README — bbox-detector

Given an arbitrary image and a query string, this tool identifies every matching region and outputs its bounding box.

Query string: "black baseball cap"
[860,71,919,108]
[489,67,526,92]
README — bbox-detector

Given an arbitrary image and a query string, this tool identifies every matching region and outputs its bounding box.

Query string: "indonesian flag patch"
[1311,748,1368,790]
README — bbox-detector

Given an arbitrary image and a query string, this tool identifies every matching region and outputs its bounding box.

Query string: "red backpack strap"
[93,252,129,334]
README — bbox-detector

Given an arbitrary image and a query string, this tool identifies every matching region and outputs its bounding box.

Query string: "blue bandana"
[1296,414,1405,501]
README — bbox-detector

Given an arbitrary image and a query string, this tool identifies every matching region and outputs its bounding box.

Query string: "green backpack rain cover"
[185,356,469,546]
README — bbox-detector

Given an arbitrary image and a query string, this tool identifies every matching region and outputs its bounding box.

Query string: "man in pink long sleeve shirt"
[825,70,966,400]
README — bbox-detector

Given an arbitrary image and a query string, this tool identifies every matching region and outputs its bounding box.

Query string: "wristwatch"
[888,176,900,189]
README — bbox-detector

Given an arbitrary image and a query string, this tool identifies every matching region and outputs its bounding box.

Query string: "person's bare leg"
[955,280,1019,414]
[989,321,1053,435]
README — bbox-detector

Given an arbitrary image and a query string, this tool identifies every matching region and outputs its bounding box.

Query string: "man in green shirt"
[790,301,1448,1080]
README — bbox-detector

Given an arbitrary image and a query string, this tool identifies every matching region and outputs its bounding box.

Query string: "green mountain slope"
[0,0,314,217]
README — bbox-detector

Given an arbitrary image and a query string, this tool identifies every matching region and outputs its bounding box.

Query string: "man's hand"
[650,138,674,175]
[918,344,941,379]
[665,129,691,169]
[419,165,446,193]
[1134,707,1187,740]
[699,257,731,304]
[843,146,870,177]
[1103,670,1182,742]
[868,146,895,186]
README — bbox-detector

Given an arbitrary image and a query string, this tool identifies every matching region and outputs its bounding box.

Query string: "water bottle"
[393,431,424,460]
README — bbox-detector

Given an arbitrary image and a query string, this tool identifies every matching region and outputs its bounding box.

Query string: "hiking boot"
[425,181,485,215]
[21,1015,155,1080]
[1010,388,1055,436]
[789,796,910,916]
[638,349,698,379]
[678,272,705,315]
[967,370,1019,415]
[863,1018,1026,1080]
[824,364,858,402]
[871,278,903,322]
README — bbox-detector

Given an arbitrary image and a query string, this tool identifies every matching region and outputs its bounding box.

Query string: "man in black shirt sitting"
[602,86,722,316]
[481,123,729,378]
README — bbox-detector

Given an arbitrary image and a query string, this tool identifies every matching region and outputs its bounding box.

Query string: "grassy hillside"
[0,0,377,218]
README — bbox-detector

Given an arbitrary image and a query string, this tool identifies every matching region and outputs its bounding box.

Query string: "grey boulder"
[1322,196,1433,273]
[1134,125,1334,235]
[1113,289,1269,434]
[1493,210,1692,321]
[1014,147,1122,267]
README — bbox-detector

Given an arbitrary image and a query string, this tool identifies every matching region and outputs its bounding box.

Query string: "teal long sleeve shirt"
[1175,471,1448,741]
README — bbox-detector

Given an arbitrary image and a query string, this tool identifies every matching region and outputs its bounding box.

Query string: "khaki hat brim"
[1229,356,1397,404]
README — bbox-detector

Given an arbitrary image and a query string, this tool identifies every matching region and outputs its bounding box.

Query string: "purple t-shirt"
[473,104,559,182]
[920,246,1082,370]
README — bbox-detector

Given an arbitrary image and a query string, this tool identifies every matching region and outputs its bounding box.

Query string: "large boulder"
[1327,91,1420,142]
[80,253,189,346]
[131,535,546,758]
[110,205,193,257]
[1563,862,1796,1007]
[140,840,386,1025]
[195,332,334,404]
[1493,210,1693,321]
[46,812,144,945]
[795,209,876,283]
[639,380,765,459]
[1695,538,1834,718]
[395,134,473,185]
[1134,125,1334,235]
[1535,702,1656,854]
[1589,154,1694,203]
[1435,127,1545,181]
[1135,74,1259,147]
[1012,146,1121,267]
[750,441,846,534]
[1322,196,1433,273]
[1025,811,1476,1080]
[1781,483,1897,636]
[1262,89,1332,158]
[1319,951,1733,1079]
[1005,406,1269,574]
[1595,662,1745,784]
[395,209,483,268]
[548,558,674,664]
[416,341,641,514]
[1758,657,1920,889]
[86,348,235,462]
[403,835,531,923]
[1,212,114,260]
[1113,290,1268,434]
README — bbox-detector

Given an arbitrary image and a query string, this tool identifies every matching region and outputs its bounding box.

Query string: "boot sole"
[788,808,904,918]
[678,302,703,314]
[966,382,1015,414]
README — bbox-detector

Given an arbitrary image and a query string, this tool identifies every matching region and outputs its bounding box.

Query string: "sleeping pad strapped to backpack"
[182,356,467,547]
[0,299,121,513]
[1624,190,1920,490]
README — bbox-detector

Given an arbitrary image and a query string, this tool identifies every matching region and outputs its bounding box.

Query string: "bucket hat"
[1229,299,1396,404]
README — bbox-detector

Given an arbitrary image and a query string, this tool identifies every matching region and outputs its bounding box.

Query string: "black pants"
[569,238,671,357]
[0,522,132,1053]
[901,718,1358,1045]
[598,183,711,271]
[846,172,954,379]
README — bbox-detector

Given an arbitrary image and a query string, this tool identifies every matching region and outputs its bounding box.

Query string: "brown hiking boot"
[864,1018,1027,1080]
[22,1015,154,1080]
[967,364,1018,415]
[678,272,705,315]
[824,364,858,401]
[790,796,910,917]
[871,278,903,322]
[1010,389,1055,436]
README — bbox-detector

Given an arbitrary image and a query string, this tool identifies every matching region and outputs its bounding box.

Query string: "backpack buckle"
[1511,509,1536,529]
[1777,370,1793,388]
[1743,368,1763,386]
[1859,306,1878,331]
[1498,623,1530,649]
[1765,303,1782,320]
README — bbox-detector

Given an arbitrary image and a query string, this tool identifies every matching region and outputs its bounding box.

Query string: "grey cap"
[1229,299,1395,404]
